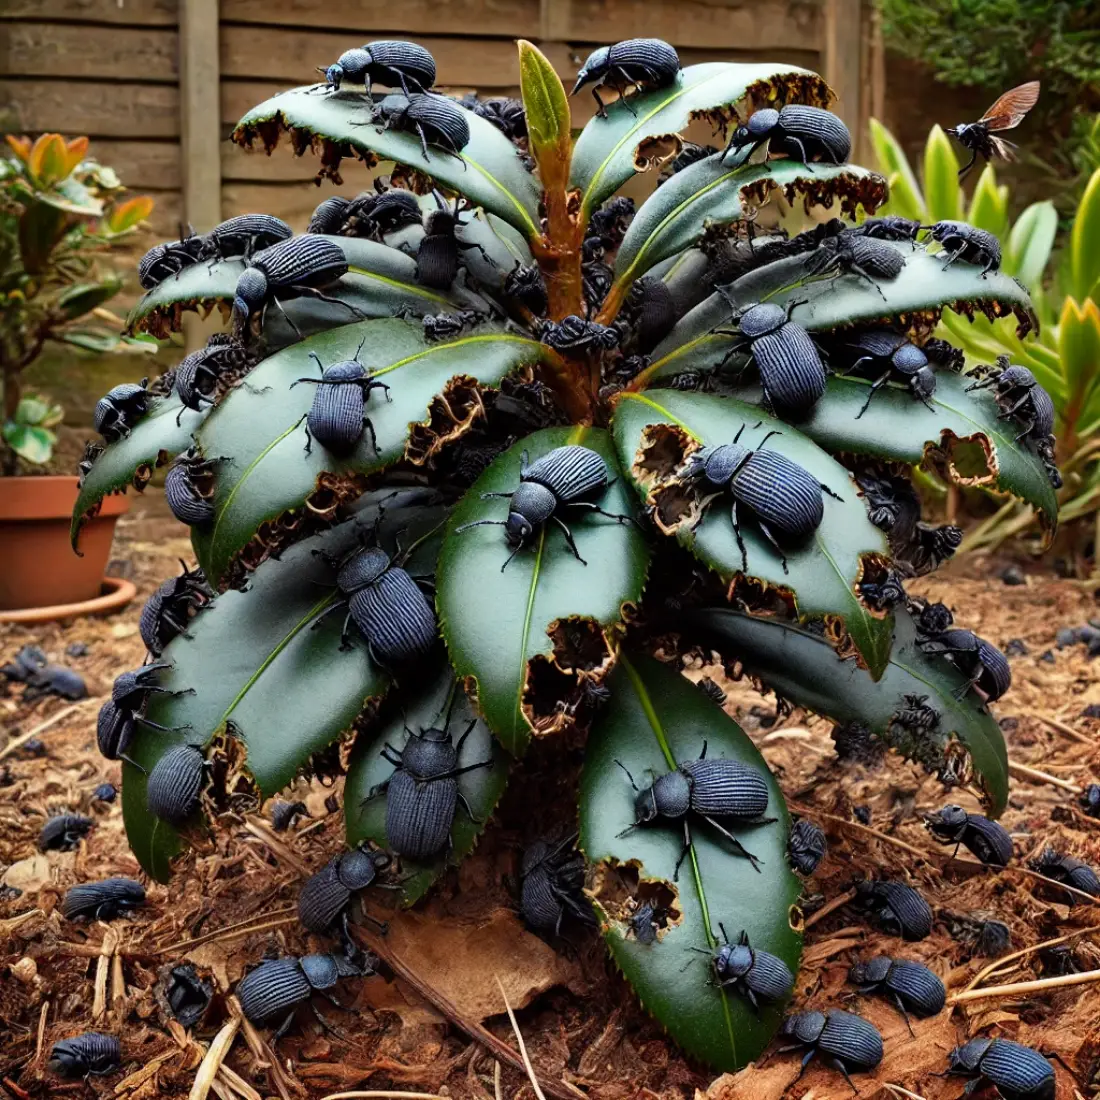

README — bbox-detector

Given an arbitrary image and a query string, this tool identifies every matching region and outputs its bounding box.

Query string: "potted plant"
[0,133,153,616]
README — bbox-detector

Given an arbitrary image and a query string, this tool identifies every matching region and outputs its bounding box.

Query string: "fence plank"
[0,80,180,136]
[89,140,181,188]
[0,22,178,81]
[0,0,178,26]
[822,0,864,156]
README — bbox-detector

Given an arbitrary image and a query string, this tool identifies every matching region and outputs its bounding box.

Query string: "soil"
[1,489,1098,1100]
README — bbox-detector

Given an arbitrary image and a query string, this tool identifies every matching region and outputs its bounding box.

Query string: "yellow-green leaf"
[518,39,570,169]
[105,195,154,234]
[1005,201,1057,290]
[869,117,925,222]
[966,164,1007,239]
[1069,168,1100,305]
[1059,297,1100,414]
[923,125,962,223]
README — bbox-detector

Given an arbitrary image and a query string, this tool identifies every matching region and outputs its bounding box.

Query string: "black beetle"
[520,833,596,939]
[1080,784,1100,818]
[850,215,922,242]
[695,925,794,1010]
[946,1037,1055,1100]
[617,741,774,877]
[77,438,104,486]
[539,316,621,355]
[658,142,720,183]
[676,425,841,574]
[455,444,632,570]
[2,646,86,701]
[61,877,146,921]
[298,846,391,942]
[803,235,906,300]
[291,340,391,457]
[307,196,352,235]
[174,334,252,423]
[625,276,678,351]
[48,1032,121,1078]
[853,879,933,941]
[39,813,94,852]
[139,229,205,289]
[322,40,436,96]
[343,189,424,240]
[582,260,614,315]
[630,902,661,944]
[370,711,493,861]
[113,661,185,710]
[925,803,1013,866]
[849,956,945,1034]
[237,951,373,1039]
[917,623,1011,702]
[93,782,118,803]
[712,299,826,420]
[839,330,936,416]
[162,964,213,1029]
[778,1009,883,1093]
[271,799,308,831]
[314,539,437,667]
[201,214,292,262]
[505,264,548,316]
[371,92,471,161]
[140,562,212,658]
[460,95,526,142]
[1029,846,1100,898]
[966,359,1055,445]
[164,449,222,528]
[924,220,1002,276]
[97,697,188,773]
[571,38,680,118]
[231,235,361,340]
[414,202,494,289]
[94,378,150,441]
[788,818,827,875]
[586,196,636,252]
[724,106,851,166]
[422,309,486,343]
[147,744,207,825]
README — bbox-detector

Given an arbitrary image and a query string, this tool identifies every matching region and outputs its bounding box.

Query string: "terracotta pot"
[0,475,129,613]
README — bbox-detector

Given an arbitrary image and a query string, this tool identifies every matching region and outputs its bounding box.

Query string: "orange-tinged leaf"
[5,134,32,163]
[105,195,154,234]
[60,136,90,177]
[28,134,68,187]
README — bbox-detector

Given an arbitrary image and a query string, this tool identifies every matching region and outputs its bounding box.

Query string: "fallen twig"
[790,806,929,860]
[189,1018,240,1100]
[496,976,547,1100]
[0,700,101,761]
[959,923,1100,993]
[950,967,1100,1003]
[803,888,857,930]
[1008,760,1082,794]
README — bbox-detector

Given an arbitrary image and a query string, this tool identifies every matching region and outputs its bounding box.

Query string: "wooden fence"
[0,0,882,240]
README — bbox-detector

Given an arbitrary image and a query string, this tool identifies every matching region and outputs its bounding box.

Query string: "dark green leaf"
[687,607,1009,815]
[580,653,801,1073]
[126,513,401,880]
[569,63,832,219]
[127,238,475,341]
[57,279,123,320]
[191,316,543,584]
[614,160,885,291]
[611,390,893,677]
[56,331,127,354]
[232,88,541,238]
[71,397,205,551]
[437,427,651,755]
[2,422,54,464]
[345,658,511,906]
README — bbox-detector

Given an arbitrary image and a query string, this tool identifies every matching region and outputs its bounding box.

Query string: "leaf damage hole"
[948,294,1036,340]
[740,171,889,222]
[130,298,230,340]
[925,430,998,489]
[233,117,380,187]
[195,726,259,830]
[405,374,489,467]
[633,423,703,534]
[521,617,614,738]
[633,133,682,174]
[587,858,682,944]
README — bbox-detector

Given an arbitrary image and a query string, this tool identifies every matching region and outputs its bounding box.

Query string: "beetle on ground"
[848,956,945,1033]
[61,878,146,922]
[777,1009,883,1093]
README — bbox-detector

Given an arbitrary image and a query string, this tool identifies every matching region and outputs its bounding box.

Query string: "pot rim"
[0,475,130,522]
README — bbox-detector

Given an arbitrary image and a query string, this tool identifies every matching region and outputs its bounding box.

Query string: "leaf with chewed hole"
[580,653,801,1073]
[570,62,833,219]
[190,316,543,585]
[437,427,650,755]
[612,390,893,677]
[686,606,1009,815]
[71,396,204,552]
[232,88,541,237]
[124,495,442,881]
[345,658,510,906]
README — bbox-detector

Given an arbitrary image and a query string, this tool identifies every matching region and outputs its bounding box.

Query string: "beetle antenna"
[353,335,368,362]
[455,519,507,533]
[733,424,745,444]
[719,921,730,943]
[757,429,782,450]
[614,759,640,791]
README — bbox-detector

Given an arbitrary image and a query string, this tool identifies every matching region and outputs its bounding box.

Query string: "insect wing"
[978,81,1040,131]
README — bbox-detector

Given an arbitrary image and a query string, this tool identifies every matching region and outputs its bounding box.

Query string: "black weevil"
[777,1009,883,1093]
[571,38,681,118]
[848,956,945,1034]
[925,803,1013,866]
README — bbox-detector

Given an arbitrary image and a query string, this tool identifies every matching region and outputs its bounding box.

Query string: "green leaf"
[965,165,1008,240]
[232,88,541,238]
[923,125,962,223]
[191,316,543,584]
[716,372,1059,533]
[580,653,801,1073]
[437,427,651,755]
[569,63,831,219]
[868,117,925,222]
[56,331,126,354]
[1059,297,1100,415]
[1004,201,1057,291]
[2,422,54,464]
[687,607,1009,815]
[345,659,511,906]
[58,279,123,320]
[518,39,571,169]
[611,390,892,676]
[71,396,205,551]
[17,198,69,275]
[1069,168,1100,304]
[127,238,473,341]
[647,240,1037,370]
[126,509,408,881]
[613,158,886,293]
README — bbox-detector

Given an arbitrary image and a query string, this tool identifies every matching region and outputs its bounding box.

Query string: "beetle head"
[910,367,937,400]
[504,510,535,547]
[715,943,752,978]
[324,63,344,89]
[378,94,410,122]
[571,47,610,94]
[632,784,659,824]
[947,1039,992,1072]
[926,803,968,834]
[781,1010,826,1043]
[996,364,1036,391]
[232,268,267,334]
[849,956,891,985]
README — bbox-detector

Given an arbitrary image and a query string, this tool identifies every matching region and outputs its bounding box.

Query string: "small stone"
[10,957,37,983]
[999,716,1019,731]
[1039,650,1055,664]
[1000,564,1026,586]
[1004,638,1028,657]
[92,783,117,803]
[65,643,89,659]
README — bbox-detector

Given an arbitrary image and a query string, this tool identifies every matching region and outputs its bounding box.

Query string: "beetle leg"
[552,516,588,565]
[829,1059,860,1095]
[339,611,358,651]
[363,416,379,455]
[940,245,967,272]
[268,294,304,340]
[756,519,789,574]
[566,500,635,526]
[784,135,813,169]
[790,1048,817,1084]
[309,599,346,632]
[819,483,844,501]
[730,501,748,572]
[673,821,692,882]
[412,122,433,162]
[289,285,367,321]
[957,148,978,180]
[892,993,915,1037]
[700,814,763,872]
[591,83,609,119]
[855,370,892,419]
[120,753,148,775]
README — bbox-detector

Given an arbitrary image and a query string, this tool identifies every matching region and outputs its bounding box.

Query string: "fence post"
[822,0,877,165]
[178,0,222,349]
